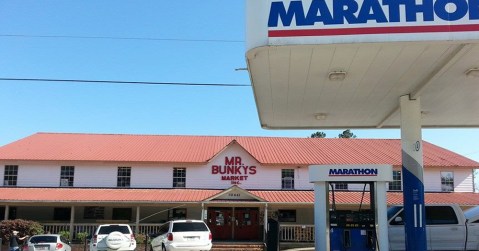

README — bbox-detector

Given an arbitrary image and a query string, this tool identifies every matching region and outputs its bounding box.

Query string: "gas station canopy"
[246,0,479,129]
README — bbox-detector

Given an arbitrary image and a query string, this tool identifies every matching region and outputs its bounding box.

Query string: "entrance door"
[207,208,233,240]
[234,208,261,241]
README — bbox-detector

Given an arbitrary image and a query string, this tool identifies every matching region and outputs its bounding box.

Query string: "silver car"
[25,234,72,251]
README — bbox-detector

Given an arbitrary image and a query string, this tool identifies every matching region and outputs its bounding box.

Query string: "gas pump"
[309,164,393,251]
[329,182,377,251]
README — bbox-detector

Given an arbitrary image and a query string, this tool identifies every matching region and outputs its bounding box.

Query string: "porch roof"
[0,187,478,206]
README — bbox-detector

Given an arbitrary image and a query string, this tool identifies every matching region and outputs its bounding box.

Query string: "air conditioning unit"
[175,181,185,188]
[60,179,69,187]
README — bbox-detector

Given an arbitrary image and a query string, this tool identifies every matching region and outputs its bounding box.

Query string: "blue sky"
[1,0,479,166]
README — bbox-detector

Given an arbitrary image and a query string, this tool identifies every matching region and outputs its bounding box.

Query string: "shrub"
[135,233,146,244]
[76,231,89,243]
[0,219,44,244]
[58,230,70,240]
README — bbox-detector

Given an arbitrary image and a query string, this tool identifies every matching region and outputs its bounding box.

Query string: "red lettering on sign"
[212,165,219,174]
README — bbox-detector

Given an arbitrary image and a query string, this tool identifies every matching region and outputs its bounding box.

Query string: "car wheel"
[105,231,125,249]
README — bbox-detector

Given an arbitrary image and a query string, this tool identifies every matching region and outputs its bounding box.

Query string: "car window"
[30,236,57,243]
[172,222,208,232]
[98,225,131,234]
[426,206,458,225]
[158,223,169,235]
[60,236,69,243]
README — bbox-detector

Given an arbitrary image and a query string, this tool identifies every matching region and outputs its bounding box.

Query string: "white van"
[150,220,212,251]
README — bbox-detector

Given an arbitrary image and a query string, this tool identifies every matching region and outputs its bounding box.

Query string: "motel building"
[0,133,479,244]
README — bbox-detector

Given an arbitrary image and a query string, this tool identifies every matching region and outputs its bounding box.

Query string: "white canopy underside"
[247,41,479,129]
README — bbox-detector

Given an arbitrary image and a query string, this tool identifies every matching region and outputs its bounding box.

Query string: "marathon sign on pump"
[265,0,479,44]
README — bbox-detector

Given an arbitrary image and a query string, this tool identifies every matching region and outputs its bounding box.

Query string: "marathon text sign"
[309,164,393,182]
[329,168,378,176]
[264,0,479,43]
[211,156,257,185]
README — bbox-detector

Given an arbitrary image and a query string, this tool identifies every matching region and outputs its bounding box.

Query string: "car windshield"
[172,222,208,232]
[464,206,479,221]
[98,225,130,234]
[29,236,57,244]
[387,206,403,220]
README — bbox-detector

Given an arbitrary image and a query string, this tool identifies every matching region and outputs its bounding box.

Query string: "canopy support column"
[400,95,427,251]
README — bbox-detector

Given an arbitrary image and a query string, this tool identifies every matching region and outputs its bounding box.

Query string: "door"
[426,206,466,250]
[234,208,261,240]
[207,208,233,240]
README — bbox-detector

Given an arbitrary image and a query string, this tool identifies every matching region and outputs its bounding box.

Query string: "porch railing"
[279,225,315,242]
[42,223,315,242]
[42,223,162,239]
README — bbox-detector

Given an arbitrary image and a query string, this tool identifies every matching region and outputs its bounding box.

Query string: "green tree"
[338,129,357,138]
[310,131,326,138]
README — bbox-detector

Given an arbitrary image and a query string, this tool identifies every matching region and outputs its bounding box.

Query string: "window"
[281,169,294,189]
[334,182,348,190]
[117,167,131,187]
[84,206,105,219]
[389,170,402,191]
[4,165,18,186]
[278,210,296,222]
[53,207,71,221]
[60,166,74,187]
[112,208,132,221]
[173,168,186,188]
[169,208,187,220]
[441,171,454,192]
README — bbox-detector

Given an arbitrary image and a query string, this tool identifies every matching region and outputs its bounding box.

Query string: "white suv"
[89,224,137,251]
[150,220,212,251]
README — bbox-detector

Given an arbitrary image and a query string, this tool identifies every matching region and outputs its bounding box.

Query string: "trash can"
[266,219,280,251]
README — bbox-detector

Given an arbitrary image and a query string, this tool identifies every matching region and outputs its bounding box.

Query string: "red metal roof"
[0,133,477,167]
[0,187,478,206]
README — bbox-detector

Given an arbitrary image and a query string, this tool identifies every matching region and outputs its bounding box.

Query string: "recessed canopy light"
[328,71,347,81]
[315,113,327,120]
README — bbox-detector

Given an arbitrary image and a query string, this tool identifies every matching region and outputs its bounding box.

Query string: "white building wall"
[18,164,60,187]
[0,159,475,192]
[186,144,311,190]
[75,164,117,187]
[130,164,172,188]
[423,167,473,192]
[455,170,474,192]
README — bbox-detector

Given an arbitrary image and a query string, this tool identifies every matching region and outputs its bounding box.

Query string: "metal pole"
[400,95,427,251]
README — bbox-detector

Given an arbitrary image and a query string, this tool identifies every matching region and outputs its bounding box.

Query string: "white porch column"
[264,203,268,242]
[313,182,329,251]
[69,206,75,240]
[136,206,140,234]
[400,95,427,251]
[4,205,9,220]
